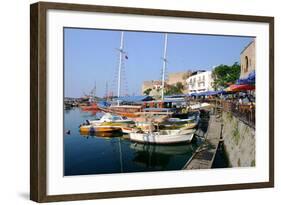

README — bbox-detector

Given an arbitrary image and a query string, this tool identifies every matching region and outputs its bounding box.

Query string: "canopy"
[116,95,154,103]
[205,90,226,95]
[189,92,200,97]
[189,90,226,97]
[143,108,173,112]
[225,84,255,92]
[236,70,255,85]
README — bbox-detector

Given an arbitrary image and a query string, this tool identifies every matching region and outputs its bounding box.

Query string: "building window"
[245,56,249,72]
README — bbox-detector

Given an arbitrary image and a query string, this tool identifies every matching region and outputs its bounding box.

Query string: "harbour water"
[64,108,200,176]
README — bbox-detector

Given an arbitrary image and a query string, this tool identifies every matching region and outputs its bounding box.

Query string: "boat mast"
[105,81,108,101]
[94,81,96,100]
[117,31,124,99]
[161,33,168,101]
[89,81,96,102]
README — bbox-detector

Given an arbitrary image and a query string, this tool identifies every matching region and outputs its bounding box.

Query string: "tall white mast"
[161,33,168,101]
[117,31,124,99]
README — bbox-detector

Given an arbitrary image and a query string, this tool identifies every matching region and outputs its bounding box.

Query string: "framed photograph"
[30,1,274,202]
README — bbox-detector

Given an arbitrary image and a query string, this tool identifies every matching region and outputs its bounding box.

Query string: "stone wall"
[142,80,162,94]
[240,39,255,79]
[167,71,191,94]
[222,111,255,167]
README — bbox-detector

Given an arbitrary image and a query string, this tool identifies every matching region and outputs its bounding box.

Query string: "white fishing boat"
[129,128,196,144]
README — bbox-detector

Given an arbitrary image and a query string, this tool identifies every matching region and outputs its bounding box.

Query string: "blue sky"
[64,28,254,97]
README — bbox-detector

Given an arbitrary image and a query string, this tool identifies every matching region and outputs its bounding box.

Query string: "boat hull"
[99,107,141,118]
[79,125,121,133]
[81,103,100,112]
[129,129,196,144]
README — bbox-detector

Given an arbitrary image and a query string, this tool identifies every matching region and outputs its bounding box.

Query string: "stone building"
[167,71,192,94]
[240,39,256,79]
[142,71,192,96]
[142,80,162,94]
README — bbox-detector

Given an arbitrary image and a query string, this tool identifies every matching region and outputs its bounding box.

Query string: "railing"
[188,98,255,128]
[221,100,255,128]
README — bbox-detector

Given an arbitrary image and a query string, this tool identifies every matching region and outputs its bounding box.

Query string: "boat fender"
[86,120,90,125]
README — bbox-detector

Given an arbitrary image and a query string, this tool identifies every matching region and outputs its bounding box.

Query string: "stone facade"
[142,80,162,94]
[240,40,256,79]
[142,71,192,95]
[222,112,255,167]
[167,71,191,94]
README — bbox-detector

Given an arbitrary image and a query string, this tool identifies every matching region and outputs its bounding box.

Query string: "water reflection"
[64,108,199,175]
[130,143,196,155]
[130,143,196,169]
[80,131,124,138]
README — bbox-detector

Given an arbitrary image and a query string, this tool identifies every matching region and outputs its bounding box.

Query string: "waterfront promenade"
[183,115,222,170]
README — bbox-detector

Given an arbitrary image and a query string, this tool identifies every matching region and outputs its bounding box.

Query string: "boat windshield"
[100,113,127,121]
[112,116,123,120]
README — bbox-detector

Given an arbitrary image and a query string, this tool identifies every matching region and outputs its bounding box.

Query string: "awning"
[189,90,226,97]
[205,90,226,96]
[116,95,154,103]
[236,70,255,85]
[225,84,255,92]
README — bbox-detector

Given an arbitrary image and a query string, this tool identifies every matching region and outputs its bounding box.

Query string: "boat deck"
[183,115,222,170]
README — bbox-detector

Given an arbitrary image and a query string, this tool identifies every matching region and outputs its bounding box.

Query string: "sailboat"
[99,31,143,118]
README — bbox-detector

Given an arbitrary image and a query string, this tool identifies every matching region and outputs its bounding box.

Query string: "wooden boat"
[128,110,200,144]
[120,123,153,134]
[159,111,200,130]
[131,110,200,132]
[129,128,196,144]
[130,112,169,133]
[99,105,142,118]
[81,103,99,112]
